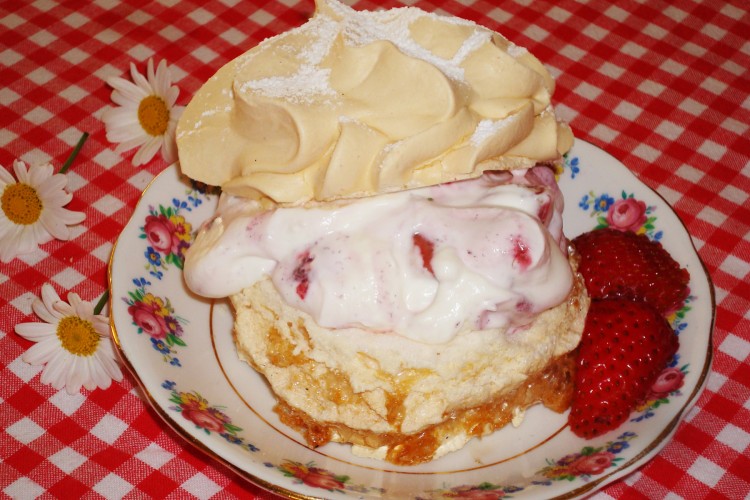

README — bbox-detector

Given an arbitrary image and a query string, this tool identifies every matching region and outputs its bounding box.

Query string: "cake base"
[273,351,576,465]
[230,269,587,465]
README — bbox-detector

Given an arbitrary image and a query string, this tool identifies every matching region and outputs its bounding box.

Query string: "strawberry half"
[569,298,679,439]
[572,228,690,315]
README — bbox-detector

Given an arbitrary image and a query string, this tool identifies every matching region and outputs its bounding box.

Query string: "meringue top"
[176,0,573,204]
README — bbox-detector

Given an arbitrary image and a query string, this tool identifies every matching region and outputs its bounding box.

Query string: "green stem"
[94,289,109,315]
[59,132,89,174]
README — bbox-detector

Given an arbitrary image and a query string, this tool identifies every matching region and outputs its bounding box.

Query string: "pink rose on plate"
[298,468,345,491]
[606,198,648,232]
[128,302,169,339]
[569,451,616,475]
[181,407,225,433]
[649,367,685,399]
[144,214,176,253]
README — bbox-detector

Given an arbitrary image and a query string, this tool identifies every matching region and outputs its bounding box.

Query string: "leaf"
[225,423,242,433]
[171,335,186,347]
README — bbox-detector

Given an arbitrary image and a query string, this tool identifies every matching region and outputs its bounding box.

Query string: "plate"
[109,140,714,499]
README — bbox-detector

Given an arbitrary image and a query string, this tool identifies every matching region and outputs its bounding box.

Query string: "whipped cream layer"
[177,0,573,203]
[184,166,573,344]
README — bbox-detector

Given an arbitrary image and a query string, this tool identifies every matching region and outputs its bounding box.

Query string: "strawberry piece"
[510,234,531,270]
[569,298,679,439]
[292,251,314,300]
[572,228,690,314]
[413,233,434,274]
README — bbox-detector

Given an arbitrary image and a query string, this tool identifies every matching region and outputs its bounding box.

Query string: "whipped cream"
[176,0,573,203]
[184,167,573,344]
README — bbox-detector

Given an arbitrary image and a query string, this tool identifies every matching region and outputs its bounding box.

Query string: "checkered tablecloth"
[2,0,748,498]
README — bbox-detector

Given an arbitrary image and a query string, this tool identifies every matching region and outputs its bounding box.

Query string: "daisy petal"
[64,355,85,394]
[31,298,58,324]
[108,76,146,98]
[28,163,54,186]
[40,349,70,387]
[98,344,124,382]
[132,136,162,166]
[15,321,56,341]
[106,123,148,144]
[131,62,151,92]
[22,338,61,365]
[111,83,149,105]
[12,160,30,183]
[114,137,150,156]
[0,165,15,184]
[53,207,86,226]
[165,85,179,108]
[41,284,63,316]
[161,135,177,164]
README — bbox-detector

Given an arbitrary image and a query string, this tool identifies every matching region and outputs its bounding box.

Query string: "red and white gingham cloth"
[2,0,748,498]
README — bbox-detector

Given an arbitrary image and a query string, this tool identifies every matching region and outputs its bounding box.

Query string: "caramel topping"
[274,352,576,465]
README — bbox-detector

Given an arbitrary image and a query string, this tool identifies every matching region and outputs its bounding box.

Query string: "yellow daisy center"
[138,95,170,136]
[2,183,43,225]
[57,316,100,356]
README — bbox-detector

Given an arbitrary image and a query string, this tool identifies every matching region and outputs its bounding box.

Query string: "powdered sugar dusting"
[241,65,337,104]
[470,117,512,146]
[335,5,485,82]
[507,43,528,58]
[242,0,491,102]
[299,15,339,66]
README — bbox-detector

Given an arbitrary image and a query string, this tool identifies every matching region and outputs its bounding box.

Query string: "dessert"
[178,0,588,465]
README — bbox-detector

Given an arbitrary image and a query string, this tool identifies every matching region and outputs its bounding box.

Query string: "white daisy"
[15,284,123,395]
[102,58,184,166]
[0,160,86,263]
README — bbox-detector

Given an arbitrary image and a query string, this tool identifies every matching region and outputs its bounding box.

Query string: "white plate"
[109,140,714,499]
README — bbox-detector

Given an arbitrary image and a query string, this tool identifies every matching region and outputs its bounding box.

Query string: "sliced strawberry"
[569,298,679,439]
[572,228,690,315]
[413,233,434,274]
[292,251,314,300]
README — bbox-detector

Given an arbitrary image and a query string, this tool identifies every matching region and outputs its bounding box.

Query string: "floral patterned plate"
[109,140,713,499]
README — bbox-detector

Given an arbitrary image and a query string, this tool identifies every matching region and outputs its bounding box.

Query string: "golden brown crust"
[274,351,576,465]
